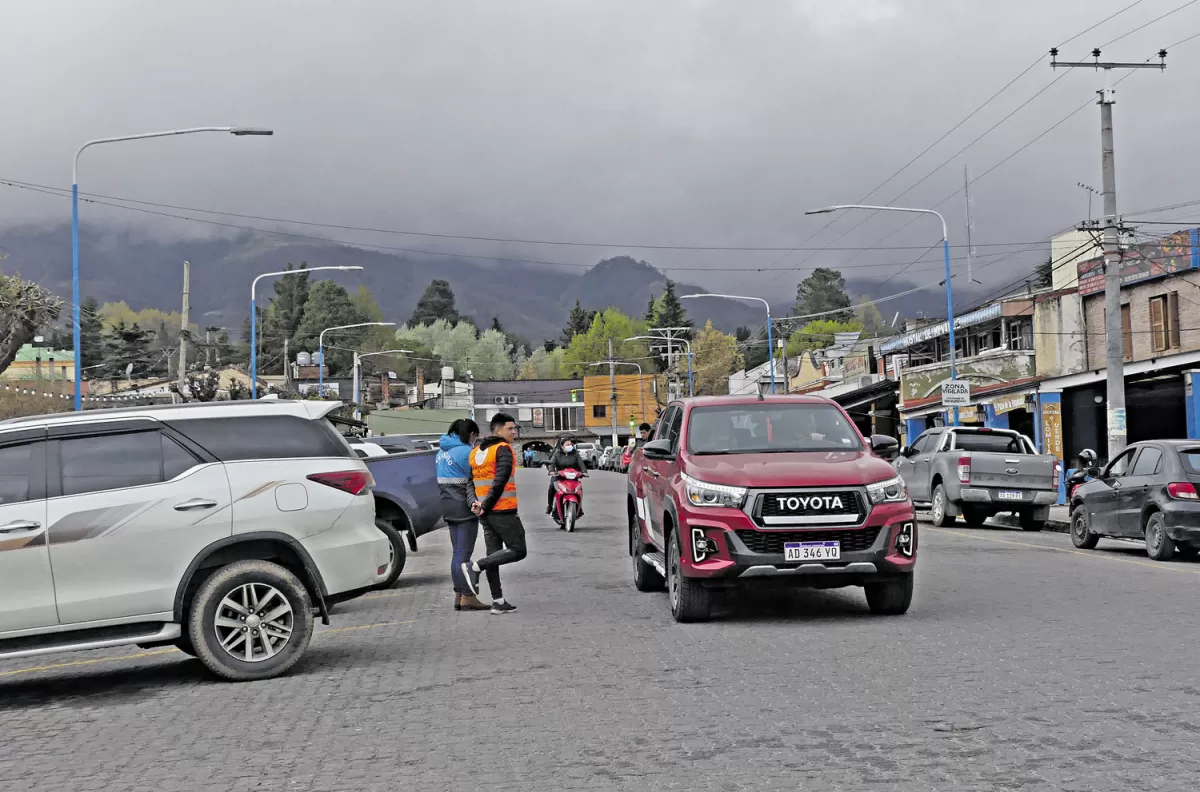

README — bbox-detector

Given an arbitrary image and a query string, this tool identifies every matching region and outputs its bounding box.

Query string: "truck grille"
[735,527,881,554]
[754,489,865,527]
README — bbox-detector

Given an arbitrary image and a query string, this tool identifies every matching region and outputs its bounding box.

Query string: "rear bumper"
[1160,502,1200,544]
[959,488,1057,507]
[302,502,391,596]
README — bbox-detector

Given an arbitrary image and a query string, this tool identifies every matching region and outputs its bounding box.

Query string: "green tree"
[786,318,863,355]
[644,292,658,324]
[467,329,514,380]
[102,321,155,380]
[854,297,887,336]
[529,346,565,378]
[562,308,648,377]
[410,279,460,326]
[516,356,538,380]
[689,321,743,396]
[654,280,692,331]
[794,267,852,321]
[737,325,769,370]
[561,299,596,347]
[296,280,368,375]
[0,273,62,378]
[1033,258,1053,288]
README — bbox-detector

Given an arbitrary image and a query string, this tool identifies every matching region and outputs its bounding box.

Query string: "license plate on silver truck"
[998,490,1024,501]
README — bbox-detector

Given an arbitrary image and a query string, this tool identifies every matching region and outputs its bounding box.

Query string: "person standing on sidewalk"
[437,419,490,611]
[462,412,525,614]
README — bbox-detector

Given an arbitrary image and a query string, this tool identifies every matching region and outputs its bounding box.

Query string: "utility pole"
[1051,47,1167,460]
[178,260,190,391]
[1077,181,1100,222]
[283,338,289,385]
[963,166,982,296]
[608,338,618,448]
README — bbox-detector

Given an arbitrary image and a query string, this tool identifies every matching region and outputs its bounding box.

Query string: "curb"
[990,514,1070,534]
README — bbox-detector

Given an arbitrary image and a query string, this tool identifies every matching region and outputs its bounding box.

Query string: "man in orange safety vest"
[462,412,526,614]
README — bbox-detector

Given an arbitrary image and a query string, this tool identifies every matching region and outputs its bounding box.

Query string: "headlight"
[866,475,908,504]
[681,473,747,509]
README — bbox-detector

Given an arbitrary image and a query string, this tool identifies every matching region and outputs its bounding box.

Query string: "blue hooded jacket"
[436,432,478,523]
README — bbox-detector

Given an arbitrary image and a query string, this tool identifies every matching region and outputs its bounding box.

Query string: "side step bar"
[641,551,667,577]
[0,623,181,662]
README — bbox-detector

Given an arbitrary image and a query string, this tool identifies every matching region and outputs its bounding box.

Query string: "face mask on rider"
[563,444,575,453]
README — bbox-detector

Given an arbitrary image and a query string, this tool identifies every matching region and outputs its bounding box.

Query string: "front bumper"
[959,488,1057,506]
[678,500,917,585]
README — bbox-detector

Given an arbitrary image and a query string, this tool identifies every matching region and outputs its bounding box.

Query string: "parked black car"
[1070,440,1200,560]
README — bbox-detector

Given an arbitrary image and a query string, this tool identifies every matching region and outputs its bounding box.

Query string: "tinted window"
[162,434,200,480]
[666,408,684,452]
[1131,447,1163,476]
[1107,449,1137,478]
[1180,449,1200,474]
[61,432,163,496]
[953,432,1028,453]
[0,442,34,505]
[168,416,354,461]
[686,403,862,455]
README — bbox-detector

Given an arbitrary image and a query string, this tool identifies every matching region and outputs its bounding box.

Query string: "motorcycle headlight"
[866,475,908,504]
[681,473,747,509]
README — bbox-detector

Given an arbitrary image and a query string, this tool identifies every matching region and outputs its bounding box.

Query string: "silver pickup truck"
[894,426,1061,531]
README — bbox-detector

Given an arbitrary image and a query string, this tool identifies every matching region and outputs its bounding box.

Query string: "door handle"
[0,520,41,534]
[174,499,218,511]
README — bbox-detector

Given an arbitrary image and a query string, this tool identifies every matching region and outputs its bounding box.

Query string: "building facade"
[582,373,657,446]
[471,379,584,442]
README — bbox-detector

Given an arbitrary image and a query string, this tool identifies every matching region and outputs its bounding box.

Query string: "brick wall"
[1083,270,1200,369]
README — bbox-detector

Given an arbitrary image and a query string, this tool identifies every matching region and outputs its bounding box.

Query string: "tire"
[565,502,577,533]
[631,508,665,592]
[930,484,955,527]
[865,574,914,615]
[961,506,989,527]
[188,560,315,682]
[1070,507,1099,549]
[1144,511,1176,561]
[668,529,710,623]
[372,519,408,590]
[1019,510,1045,532]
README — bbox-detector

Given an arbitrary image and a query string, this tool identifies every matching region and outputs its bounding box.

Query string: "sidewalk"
[991,505,1070,533]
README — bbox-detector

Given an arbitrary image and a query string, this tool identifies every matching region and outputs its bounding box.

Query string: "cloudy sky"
[2,0,1197,303]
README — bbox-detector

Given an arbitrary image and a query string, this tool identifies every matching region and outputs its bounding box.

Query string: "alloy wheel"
[214,583,294,663]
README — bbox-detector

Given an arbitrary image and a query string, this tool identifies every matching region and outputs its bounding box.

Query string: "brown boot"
[459,594,490,611]
[454,593,462,611]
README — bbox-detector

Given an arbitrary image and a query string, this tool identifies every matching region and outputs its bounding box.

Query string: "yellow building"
[583,373,656,443]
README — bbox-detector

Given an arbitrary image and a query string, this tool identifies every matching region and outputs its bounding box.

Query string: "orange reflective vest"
[471,441,518,512]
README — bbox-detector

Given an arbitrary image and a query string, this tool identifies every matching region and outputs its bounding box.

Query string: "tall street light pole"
[806,204,957,425]
[72,125,273,411]
[353,349,412,421]
[680,294,772,394]
[249,265,362,399]
[318,323,395,398]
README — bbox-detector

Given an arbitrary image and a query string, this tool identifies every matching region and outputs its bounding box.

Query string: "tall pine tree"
[655,280,691,332]
[561,299,596,347]
[410,279,461,326]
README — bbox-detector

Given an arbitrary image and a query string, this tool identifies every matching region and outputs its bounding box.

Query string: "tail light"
[1053,461,1062,487]
[957,455,971,484]
[307,470,374,495]
[1167,482,1199,500]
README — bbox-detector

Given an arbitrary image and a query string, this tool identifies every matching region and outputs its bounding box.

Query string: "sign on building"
[991,394,1027,415]
[1041,401,1063,461]
[940,379,970,407]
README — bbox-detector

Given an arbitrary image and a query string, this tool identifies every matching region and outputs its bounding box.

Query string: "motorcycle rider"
[546,434,586,516]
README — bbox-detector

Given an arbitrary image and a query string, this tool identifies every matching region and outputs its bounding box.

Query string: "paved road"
[4,468,1200,791]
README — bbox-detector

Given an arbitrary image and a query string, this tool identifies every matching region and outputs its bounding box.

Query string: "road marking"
[931,528,1200,576]
[0,620,417,680]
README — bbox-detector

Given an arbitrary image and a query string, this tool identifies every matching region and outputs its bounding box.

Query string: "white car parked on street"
[0,400,390,681]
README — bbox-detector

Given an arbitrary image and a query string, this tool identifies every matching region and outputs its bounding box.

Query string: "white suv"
[0,400,390,681]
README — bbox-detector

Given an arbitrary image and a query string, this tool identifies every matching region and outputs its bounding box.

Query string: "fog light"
[895,522,915,558]
[691,528,719,563]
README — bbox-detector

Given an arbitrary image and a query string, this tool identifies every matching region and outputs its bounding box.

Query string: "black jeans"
[477,511,527,599]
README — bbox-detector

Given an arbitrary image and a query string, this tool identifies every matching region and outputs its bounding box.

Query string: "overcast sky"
[2,0,1197,303]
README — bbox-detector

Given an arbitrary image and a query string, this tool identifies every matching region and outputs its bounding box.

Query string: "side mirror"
[642,439,674,460]
[1087,467,1100,478]
[871,434,900,459]
[898,445,914,458]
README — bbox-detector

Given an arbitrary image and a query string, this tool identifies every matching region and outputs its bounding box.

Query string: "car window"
[666,408,684,453]
[61,431,165,496]
[162,434,201,480]
[952,432,1027,453]
[0,441,35,505]
[1180,449,1200,474]
[686,403,862,455]
[1106,449,1138,479]
[1131,447,1163,476]
[168,415,354,461]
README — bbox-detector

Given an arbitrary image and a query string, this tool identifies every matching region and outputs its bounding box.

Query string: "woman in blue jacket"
[437,419,489,610]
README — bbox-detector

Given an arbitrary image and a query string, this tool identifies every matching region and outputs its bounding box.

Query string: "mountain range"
[0,223,955,346]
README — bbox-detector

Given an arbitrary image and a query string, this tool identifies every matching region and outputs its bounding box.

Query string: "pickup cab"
[626,395,916,622]
[893,426,1061,531]
[364,449,441,587]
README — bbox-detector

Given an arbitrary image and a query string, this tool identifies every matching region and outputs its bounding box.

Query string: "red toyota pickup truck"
[627,395,916,622]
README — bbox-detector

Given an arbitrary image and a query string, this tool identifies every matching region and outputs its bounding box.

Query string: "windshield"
[686,403,862,455]
[1180,450,1200,474]
[953,432,1029,453]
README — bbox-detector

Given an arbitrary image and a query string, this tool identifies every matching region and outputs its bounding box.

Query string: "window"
[168,416,353,461]
[1106,448,1137,479]
[952,431,1028,454]
[1131,446,1163,476]
[0,442,34,505]
[61,432,166,496]
[910,432,930,455]
[686,403,862,455]
[592,405,607,419]
[1180,449,1200,474]
[666,408,684,452]
[162,434,200,480]
[1149,293,1180,354]
[1007,320,1033,351]
[1121,304,1132,360]
[548,407,577,432]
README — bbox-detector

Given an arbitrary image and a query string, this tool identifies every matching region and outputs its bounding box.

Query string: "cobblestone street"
[4,468,1200,791]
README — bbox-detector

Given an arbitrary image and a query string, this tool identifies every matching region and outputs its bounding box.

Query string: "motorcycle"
[550,467,585,532]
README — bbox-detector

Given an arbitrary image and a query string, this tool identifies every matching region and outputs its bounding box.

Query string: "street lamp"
[588,361,647,422]
[680,294,773,394]
[353,349,412,420]
[71,125,273,410]
[805,203,957,425]
[249,266,362,399]
[625,335,694,397]
[318,323,395,397]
